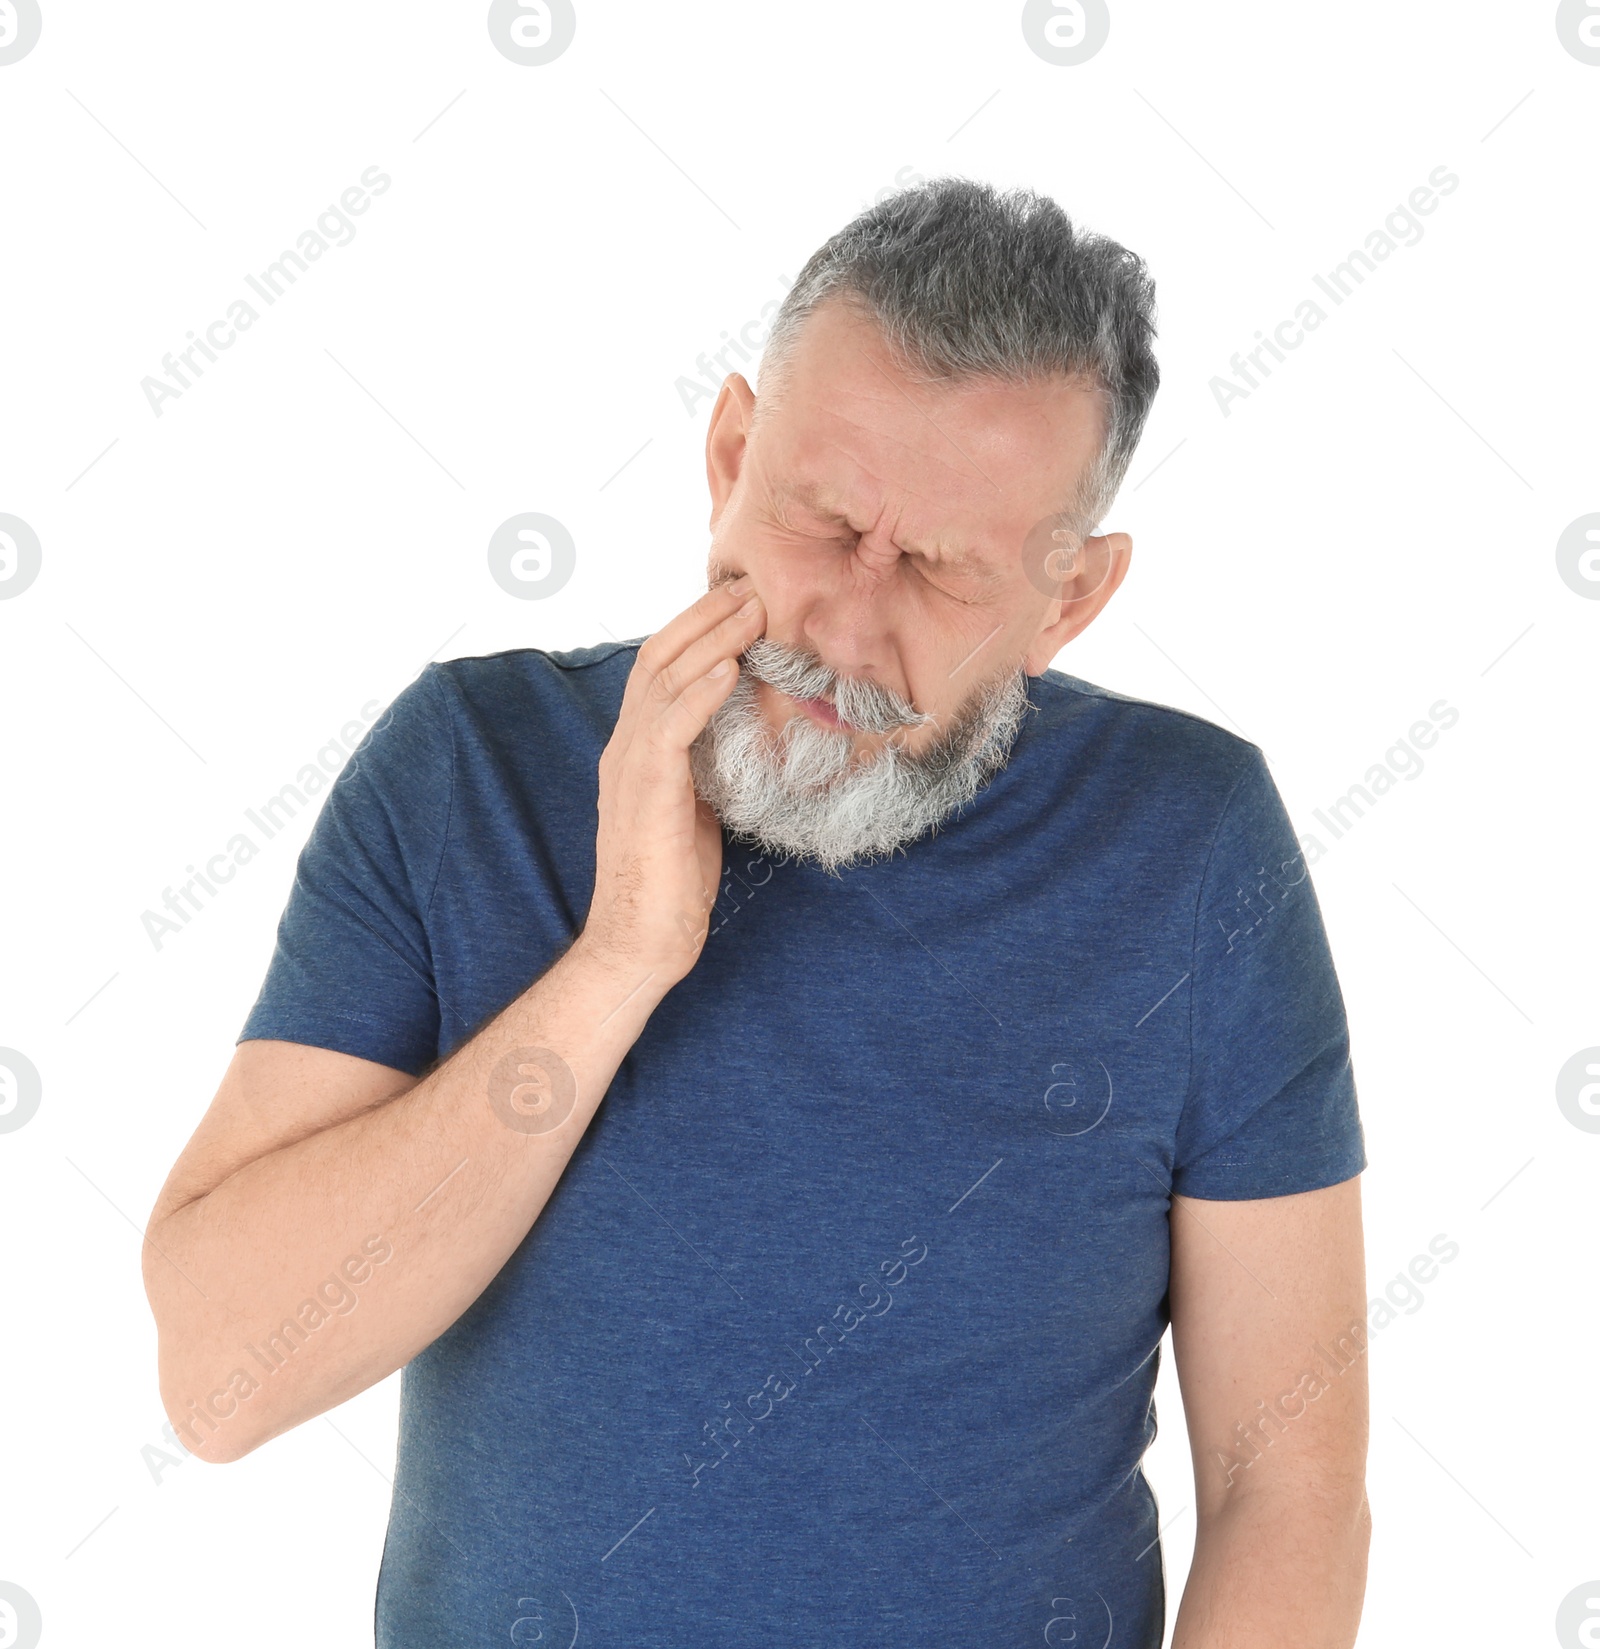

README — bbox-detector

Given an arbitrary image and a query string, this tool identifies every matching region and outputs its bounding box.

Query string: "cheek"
[710,509,780,584]
[742,534,847,606]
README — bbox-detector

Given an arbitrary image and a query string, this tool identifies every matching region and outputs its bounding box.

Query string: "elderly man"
[144,178,1370,1647]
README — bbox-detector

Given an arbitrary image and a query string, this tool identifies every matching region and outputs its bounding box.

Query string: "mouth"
[759,681,849,733]
[797,695,847,731]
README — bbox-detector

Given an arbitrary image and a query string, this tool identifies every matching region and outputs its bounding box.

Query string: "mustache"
[737,637,935,735]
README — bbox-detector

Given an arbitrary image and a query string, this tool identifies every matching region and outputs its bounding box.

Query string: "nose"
[796,538,900,680]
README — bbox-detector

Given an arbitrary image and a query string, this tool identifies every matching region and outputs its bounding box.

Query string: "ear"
[1022,531,1133,674]
[706,374,756,530]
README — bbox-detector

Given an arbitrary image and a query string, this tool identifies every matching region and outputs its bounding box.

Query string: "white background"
[1,2,1596,1645]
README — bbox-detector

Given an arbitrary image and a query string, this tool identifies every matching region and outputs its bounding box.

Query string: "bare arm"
[144,575,766,1462]
[1168,1177,1371,1648]
[146,948,658,1463]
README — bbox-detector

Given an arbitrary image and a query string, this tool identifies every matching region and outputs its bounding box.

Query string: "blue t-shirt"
[239,640,1364,1648]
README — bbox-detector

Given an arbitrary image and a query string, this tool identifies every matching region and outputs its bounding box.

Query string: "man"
[144,178,1370,1647]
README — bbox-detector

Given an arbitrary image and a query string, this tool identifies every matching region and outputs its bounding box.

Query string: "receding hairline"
[749,178,1160,538]
[752,295,1111,547]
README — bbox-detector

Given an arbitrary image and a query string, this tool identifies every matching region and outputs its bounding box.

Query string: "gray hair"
[757,176,1160,540]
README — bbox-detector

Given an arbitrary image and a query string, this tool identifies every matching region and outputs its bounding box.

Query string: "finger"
[621,577,754,722]
[651,650,746,753]
[642,590,764,715]
[626,587,765,742]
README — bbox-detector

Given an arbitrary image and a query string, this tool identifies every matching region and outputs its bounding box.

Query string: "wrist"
[566,927,685,1008]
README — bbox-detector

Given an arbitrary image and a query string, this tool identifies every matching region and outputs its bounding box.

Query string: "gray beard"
[688,637,1033,875]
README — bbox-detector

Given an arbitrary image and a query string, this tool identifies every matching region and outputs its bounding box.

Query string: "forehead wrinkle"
[815,395,993,505]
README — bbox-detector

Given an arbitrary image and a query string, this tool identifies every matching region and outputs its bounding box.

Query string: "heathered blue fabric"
[239,640,1365,1648]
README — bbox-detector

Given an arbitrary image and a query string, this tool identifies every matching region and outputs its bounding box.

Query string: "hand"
[579,576,765,991]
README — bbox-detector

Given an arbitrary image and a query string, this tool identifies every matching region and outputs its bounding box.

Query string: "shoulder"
[1028,665,1267,816]
[432,637,641,695]
[426,639,641,739]
[372,641,643,807]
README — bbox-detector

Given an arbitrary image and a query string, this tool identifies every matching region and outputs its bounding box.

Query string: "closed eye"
[911,555,991,604]
[788,518,991,601]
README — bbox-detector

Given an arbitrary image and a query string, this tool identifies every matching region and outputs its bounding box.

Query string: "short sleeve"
[1171,746,1366,1199]
[236,667,454,1077]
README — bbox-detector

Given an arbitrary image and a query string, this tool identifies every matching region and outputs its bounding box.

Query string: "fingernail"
[739,595,761,616]
[728,574,753,595]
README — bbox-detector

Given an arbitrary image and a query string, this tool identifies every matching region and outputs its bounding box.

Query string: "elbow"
[1305,1468,1373,1556]
[1318,1464,1371,1548]
[158,1360,264,1466]
[1304,1471,1372,1589]
[144,1219,262,1466]
[149,1300,310,1468]
[1354,1482,1373,1561]
[153,1306,272,1467]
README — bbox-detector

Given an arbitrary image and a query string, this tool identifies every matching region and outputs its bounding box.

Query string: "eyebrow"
[773,478,1000,580]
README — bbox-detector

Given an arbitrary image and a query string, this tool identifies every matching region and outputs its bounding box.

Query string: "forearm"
[1171,1483,1371,1648]
[144,936,665,1461]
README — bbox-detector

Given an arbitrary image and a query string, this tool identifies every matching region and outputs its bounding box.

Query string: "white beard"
[688,636,1032,875]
